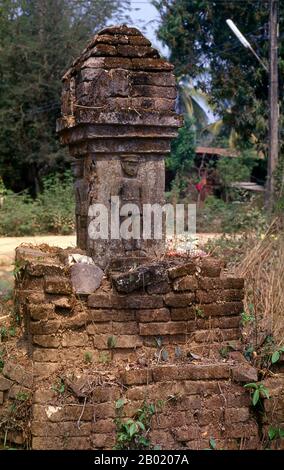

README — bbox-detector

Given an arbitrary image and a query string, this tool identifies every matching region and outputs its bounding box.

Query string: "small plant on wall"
[114,399,157,450]
[84,351,93,364]
[268,426,284,442]
[244,382,270,406]
[107,336,117,360]
[270,346,284,365]
[51,378,65,395]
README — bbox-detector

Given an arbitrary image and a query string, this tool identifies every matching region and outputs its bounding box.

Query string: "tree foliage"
[166,116,196,194]
[154,0,284,155]
[0,171,75,235]
[0,0,129,193]
[217,158,252,188]
[166,116,196,174]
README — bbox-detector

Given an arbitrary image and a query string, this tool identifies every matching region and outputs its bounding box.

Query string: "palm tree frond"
[204,119,224,136]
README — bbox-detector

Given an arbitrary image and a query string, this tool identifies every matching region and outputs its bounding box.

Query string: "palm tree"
[177,80,210,131]
[177,81,244,150]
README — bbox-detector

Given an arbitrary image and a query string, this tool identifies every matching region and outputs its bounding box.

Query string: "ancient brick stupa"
[56,24,182,268]
[2,25,281,452]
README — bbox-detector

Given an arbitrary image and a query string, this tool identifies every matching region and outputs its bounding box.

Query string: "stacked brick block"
[15,246,246,363]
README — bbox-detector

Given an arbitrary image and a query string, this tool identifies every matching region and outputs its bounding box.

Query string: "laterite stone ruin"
[56,24,182,268]
[0,25,283,450]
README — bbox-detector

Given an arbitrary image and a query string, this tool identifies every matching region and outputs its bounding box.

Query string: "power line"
[208,26,266,54]
[130,1,269,3]
[130,1,267,2]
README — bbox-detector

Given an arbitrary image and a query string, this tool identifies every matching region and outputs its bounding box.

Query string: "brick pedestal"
[2,244,263,450]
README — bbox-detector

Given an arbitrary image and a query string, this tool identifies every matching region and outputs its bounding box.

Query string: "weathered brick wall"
[0,244,267,449]
[16,246,246,363]
[0,360,33,447]
[31,365,259,450]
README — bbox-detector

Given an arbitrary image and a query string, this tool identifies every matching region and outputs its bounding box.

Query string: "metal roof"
[196,146,240,157]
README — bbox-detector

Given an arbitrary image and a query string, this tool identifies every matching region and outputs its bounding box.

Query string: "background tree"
[165,116,196,197]
[177,81,209,131]
[0,0,130,194]
[154,0,284,164]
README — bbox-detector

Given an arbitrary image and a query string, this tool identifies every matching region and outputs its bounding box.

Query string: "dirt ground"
[0,235,76,295]
[0,235,76,266]
[0,232,219,267]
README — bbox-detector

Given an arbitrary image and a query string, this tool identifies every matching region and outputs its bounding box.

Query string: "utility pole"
[267,0,279,209]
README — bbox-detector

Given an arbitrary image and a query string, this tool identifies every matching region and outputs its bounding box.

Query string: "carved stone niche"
[57,24,183,269]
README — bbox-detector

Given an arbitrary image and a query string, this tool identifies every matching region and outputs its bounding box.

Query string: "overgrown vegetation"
[205,218,284,353]
[0,172,75,235]
[0,350,4,373]
[234,219,284,352]
[268,426,284,442]
[84,351,93,364]
[197,194,267,233]
[165,117,196,198]
[51,378,65,395]
[0,388,32,449]
[155,0,284,159]
[216,157,253,201]
[244,382,270,407]
[204,217,284,449]
[165,114,263,232]
[157,0,284,219]
[0,0,130,195]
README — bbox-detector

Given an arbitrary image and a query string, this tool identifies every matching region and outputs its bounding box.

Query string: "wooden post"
[266,0,279,209]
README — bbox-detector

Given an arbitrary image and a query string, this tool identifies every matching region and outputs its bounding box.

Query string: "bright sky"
[128,1,215,123]
[128,0,168,56]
